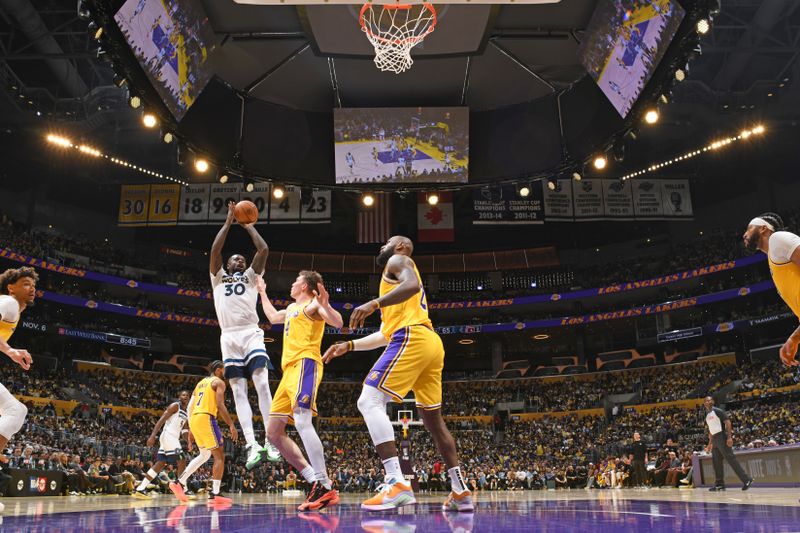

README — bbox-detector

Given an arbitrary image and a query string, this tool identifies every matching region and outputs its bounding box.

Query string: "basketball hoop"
[359,2,437,74]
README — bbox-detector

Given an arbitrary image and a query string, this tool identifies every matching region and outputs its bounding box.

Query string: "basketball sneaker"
[132,490,152,500]
[298,481,340,511]
[245,444,265,471]
[442,490,474,512]
[169,481,188,503]
[184,488,198,500]
[208,492,233,505]
[361,479,416,511]
[262,441,281,463]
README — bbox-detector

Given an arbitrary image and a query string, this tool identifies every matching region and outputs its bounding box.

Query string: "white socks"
[382,457,404,482]
[448,466,467,493]
[137,468,157,492]
[212,479,221,495]
[300,466,316,484]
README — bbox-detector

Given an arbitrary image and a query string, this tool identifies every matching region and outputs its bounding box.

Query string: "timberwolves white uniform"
[211,266,270,379]
[157,402,188,463]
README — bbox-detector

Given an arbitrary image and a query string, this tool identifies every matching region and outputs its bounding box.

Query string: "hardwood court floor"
[1,487,798,532]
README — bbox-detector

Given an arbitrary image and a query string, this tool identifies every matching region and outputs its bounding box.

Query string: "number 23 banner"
[118,184,331,226]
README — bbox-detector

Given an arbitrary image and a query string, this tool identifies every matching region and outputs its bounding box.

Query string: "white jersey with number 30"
[211,267,260,332]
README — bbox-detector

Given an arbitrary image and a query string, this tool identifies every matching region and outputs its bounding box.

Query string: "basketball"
[234,200,258,224]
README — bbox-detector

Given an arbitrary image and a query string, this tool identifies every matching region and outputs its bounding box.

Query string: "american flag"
[357,193,392,244]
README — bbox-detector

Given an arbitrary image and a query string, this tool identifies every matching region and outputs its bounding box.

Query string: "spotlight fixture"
[219,174,229,184]
[612,142,625,163]
[162,132,174,144]
[272,184,285,199]
[546,179,556,191]
[245,182,255,193]
[142,113,157,128]
[593,156,607,170]
[427,193,439,206]
[362,193,375,207]
[517,184,530,197]
[194,158,210,173]
[644,109,659,124]
[572,172,582,181]
[88,22,103,41]
[128,95,141,109]
[675,68,686,82]
[77,0,91,19]
[659,94,669,104]
[696,19,710,35]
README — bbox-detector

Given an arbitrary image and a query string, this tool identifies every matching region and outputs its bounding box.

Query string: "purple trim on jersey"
[295,359,318,411]
[210,417,223,448]
[364,328,409,392]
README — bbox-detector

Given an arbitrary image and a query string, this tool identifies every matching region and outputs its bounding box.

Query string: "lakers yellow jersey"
[281,301,324,370]
[0,295,20,343]
[379,259,432,340]
[769,257,800,318]
[192,376,219,417]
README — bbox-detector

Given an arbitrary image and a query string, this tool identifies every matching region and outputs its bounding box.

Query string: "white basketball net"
[360,3,437,74]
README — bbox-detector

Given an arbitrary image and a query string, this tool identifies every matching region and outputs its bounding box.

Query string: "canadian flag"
[417,192,454,242]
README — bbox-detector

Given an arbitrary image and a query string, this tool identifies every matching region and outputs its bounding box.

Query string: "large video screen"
[579,0,685,118]
[114,0,216,120]
[334,107,468,184]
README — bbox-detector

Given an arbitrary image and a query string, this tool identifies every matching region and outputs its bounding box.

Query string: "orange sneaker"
[208,493,233,505]
[442,490,474,512]
[298,482,340,511]
[361,480,416,511]
[169,481,188,503]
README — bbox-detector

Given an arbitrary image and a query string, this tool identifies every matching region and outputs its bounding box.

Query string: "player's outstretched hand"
[312,282,330,308]
[322,342,350,364]
[6,348,31,371]
[256,275,267,294]
[226,201,236,225]
[230,426,239,443]
[146,436,156,448]
[779,337,799,367]
[349,300,379,329]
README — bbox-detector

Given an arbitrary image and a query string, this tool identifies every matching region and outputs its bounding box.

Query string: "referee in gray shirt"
[704,396,753,491]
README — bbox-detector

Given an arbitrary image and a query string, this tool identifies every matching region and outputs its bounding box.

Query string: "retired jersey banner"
[472,185,544,225]
[542,179,574,220]
[118,184,151,226]
[147,184,180,226]
[419,191,454,241]
[178,184,211,224]
[660,179,693,218]
[208,183,242,222]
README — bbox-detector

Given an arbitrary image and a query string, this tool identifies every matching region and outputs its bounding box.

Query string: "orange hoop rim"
[359,2,437,46]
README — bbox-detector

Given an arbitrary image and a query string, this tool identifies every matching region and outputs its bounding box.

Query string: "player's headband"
[749,217,775,231]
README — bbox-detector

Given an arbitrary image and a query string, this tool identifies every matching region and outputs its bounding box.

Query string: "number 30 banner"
[118,184,331,226]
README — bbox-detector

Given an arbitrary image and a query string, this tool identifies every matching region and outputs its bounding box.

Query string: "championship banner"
[178,183,211,225]
[573,179,604,220]
[1,246,766,309]
[300,189,332,224]
[208,183,243,222]
[542,179,573,220]
[147,183,180,226]
[632,179,664,217]
[419,191,454,241]
[602,179,634,219]
[117,184,151,226]
[472,185,544,224]
[269,185,301,224]
[33,279,775,334]
[239,182,271,223]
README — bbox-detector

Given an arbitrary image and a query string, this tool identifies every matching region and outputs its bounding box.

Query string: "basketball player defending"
[258,272,343,511]
[170,361,238,503]
[0,268,36,486]
[210,202,280,469]
[743,213,800,367]
[323,236,473,512]
[134,390,191,499]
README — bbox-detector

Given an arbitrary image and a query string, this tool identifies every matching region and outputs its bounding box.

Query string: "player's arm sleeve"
[769,232,800,264]
[0,298,18,323]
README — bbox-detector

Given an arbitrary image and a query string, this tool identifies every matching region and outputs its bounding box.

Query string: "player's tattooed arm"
[255,276,286,324]
[210,201,236,274]
[242,224,269,275]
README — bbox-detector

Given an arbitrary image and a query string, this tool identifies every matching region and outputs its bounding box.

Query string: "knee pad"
[357,386,387,416]
[0,399,27,439]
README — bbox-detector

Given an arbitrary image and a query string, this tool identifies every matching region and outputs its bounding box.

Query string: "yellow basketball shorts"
[269,358,323,424]
[189,413,223,451]
[364,324,444,410]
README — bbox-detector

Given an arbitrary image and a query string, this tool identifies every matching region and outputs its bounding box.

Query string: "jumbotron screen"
[579,0,685,118]
[114,0,216,120]
[334,107,469,184]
